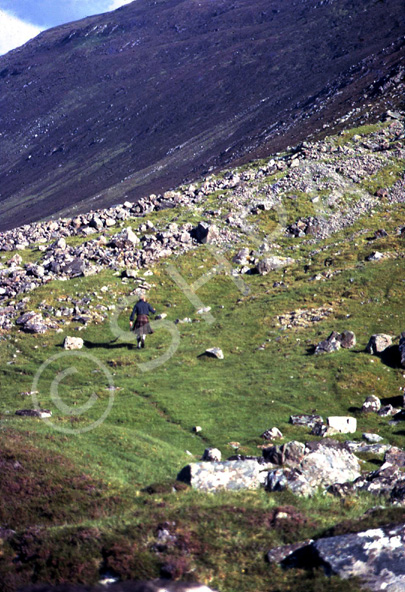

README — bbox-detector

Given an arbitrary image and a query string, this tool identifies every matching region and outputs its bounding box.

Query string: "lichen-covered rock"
[366,334,393,354]
[312,523,405,591]
[177,459,272,492]
[314,331,341,354]
[256,256,294,275]
[289,414,323,428]
[63,336,84,350]
[353,462,401,496]
[202,448,222,462]
[338,330,356,349]
[362,395,381,413]
[300,441,361,489]
[192,222,219,244]
[384,447,405,468]
[261,427,283,440]
[265,439,360,497]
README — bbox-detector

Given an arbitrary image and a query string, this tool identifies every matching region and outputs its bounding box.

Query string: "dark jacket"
[130,300,156,321]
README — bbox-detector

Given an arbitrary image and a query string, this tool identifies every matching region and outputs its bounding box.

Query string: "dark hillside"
[0,0,404,230]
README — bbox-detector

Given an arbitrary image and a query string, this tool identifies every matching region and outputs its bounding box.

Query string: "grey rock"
[177,459,270,492]
[203,347,224,359]
[314,331,341,354]
[346,441,391,455]
[362,395,381,413]
[378,404,399,417]
[366,334,393,354]
[384,447,405,468]
[16,409,52,418]
[192,222,219,244]
[261,427,283,440]
[391,481,405,505]
[266,540,313,565]
[313,523,405,591]
[289,414,323,428]
[353,462,400,496]
[256,256,294,275]
[362,433,384,443]
[63,336,84,350]
[338,330,356,349]
[202,448,222,462]
[327,416,357,434]
[232,248,250,265]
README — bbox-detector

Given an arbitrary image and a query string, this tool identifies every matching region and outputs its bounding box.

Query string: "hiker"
[129,294,156,349]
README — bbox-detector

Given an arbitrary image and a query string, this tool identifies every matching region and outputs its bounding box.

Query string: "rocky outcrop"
[362,395,382,413]
[313,524,405,591]
[268,523,405,591]
[366,334,393,354]
[177,459,273,492]
[314,330,356,354]
[263,440,361,497]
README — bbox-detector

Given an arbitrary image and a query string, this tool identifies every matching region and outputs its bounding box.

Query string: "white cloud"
[0,10,42,55]
[108,0,133,11]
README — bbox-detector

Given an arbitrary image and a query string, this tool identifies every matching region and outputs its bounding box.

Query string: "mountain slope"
[0,0,404,230]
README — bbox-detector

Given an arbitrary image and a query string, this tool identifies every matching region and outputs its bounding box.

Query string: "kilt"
[133,314,154,336]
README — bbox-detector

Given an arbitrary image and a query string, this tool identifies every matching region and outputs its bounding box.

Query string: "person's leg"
[141,335,146,348]
[137,335,142,348]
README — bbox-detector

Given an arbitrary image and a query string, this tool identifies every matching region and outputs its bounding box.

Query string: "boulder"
[353,462,400,496]
[311,422,338,438]
[15,409,52,418]
[300,441,360,489]
[327,416,357,434]
[203,347,224,359]
[111,227,140,248]
[384,447,405,468]
[390,481,405,505]
[312,523,405,590]
[263,441,306,467]
[202,448,222,462]
[63,336,84,350]
[362,433,384,443]
[289,414,323,428]
[177,459,270,492]
[261,427,283,440]
[256,256,294,275]
[265,440,361,497]
[362,395,381,413]
[338,330,356,349]
[378,404,399,417]
[62,258,87,277]
[366,334,393,354]
[192,222,219,244]
[314,331,341,354]
[232,248,250,265]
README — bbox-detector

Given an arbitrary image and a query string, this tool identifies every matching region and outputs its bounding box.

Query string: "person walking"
[129,294,156,349]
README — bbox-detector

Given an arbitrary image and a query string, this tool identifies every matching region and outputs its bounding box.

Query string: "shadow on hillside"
[83,339,135,350]
[377,345,401,369]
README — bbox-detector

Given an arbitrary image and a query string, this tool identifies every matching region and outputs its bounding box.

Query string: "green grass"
[1,122,405,591]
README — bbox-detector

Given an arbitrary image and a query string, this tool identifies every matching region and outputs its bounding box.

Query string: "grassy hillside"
[1,122,405,591]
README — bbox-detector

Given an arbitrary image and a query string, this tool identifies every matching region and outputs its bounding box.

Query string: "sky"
[0,0,134,55]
